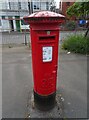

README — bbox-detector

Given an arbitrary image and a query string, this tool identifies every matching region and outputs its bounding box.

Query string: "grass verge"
[62,34,89,54]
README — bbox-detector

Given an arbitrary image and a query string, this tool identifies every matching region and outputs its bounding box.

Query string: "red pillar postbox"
[23,11,65,110]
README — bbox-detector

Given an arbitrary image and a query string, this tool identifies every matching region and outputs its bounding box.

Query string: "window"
[46,2,49,10]
[34,5,36,9]
[33,2,40,10]
[9,2,11,9]
[60,2,61,9]
[66,2,70,6]
[21,20,28,25]
[2,16,5,19]
[18,2,21,9]
[0,20,1,26]
[34,5,39,10]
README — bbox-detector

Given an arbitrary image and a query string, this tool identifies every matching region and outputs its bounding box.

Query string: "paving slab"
[2,46,87,118]
[27,93,64,118]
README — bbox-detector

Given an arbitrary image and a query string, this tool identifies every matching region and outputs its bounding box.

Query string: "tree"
[67,1,89,18]
[66,0,89,37]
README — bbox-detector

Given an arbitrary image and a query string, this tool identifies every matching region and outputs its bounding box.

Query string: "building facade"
[59,1,75,19]
[30,0,51,13]
[0,0,52,32]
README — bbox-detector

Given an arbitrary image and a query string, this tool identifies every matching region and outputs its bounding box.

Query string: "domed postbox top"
[23,11,65,24]
[28,11,65,17]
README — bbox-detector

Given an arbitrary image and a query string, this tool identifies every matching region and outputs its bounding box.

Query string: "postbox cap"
[23,11,65,24]
[28,11,65,18]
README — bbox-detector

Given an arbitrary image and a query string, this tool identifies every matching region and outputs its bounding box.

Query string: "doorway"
[9,18,14,31]
[15,16,20,32]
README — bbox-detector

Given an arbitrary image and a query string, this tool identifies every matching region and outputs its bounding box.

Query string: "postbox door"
[33,30,59,95]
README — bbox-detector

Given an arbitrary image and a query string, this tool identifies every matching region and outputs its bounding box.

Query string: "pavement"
[1,45,87,118]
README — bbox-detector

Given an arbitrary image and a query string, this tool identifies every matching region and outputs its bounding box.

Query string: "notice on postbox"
[43,47,52,62]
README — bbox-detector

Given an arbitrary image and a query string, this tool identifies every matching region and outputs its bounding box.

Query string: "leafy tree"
[66,0,89,37]
[67,1,89,18]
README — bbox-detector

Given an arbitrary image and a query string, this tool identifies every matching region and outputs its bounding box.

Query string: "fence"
[1,29,30,46]
[0,18,88,46]
[1,29,86,46]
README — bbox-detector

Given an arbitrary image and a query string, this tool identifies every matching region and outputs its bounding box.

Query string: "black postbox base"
[34,91,56,111]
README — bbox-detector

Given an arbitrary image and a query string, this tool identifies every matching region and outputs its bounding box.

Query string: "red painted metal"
[23,11,65,96]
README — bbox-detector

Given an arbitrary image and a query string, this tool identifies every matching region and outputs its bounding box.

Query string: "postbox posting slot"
[39,36,55,41]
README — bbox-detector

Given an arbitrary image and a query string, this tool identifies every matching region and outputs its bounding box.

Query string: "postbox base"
[34,91,56,111]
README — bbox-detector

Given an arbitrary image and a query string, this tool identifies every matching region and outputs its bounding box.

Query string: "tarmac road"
[2,46,87,118]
